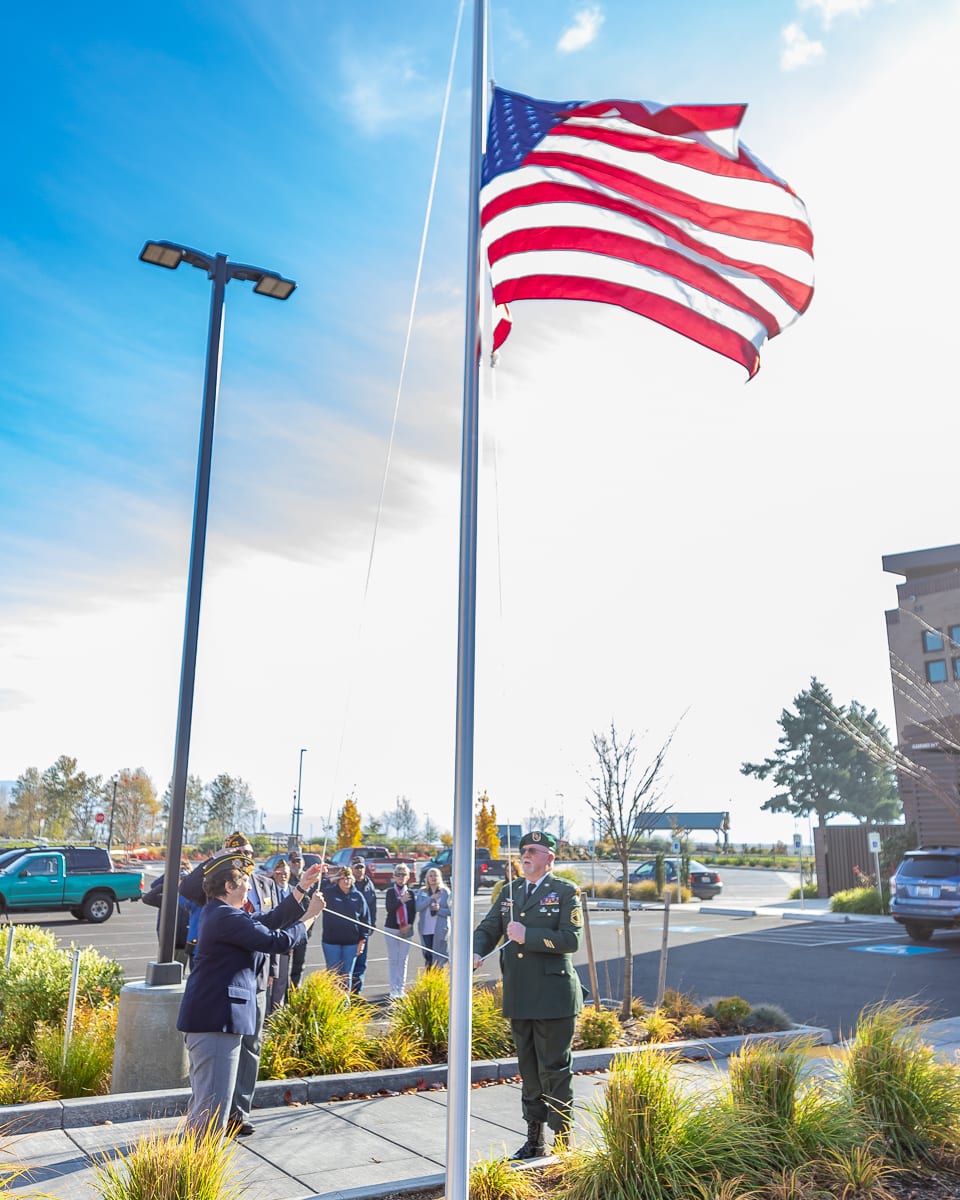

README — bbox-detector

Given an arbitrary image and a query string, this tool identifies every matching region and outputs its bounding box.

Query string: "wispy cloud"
[0,690,30,714]
[781,22,826,70]
[799,0,878,30]
[340,47,443,136]
[557,6,605,54]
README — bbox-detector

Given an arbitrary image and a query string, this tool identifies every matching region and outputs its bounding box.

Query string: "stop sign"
[95,812,105,824]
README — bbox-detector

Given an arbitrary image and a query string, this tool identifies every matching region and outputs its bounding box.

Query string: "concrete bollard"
[112,980,189,1093]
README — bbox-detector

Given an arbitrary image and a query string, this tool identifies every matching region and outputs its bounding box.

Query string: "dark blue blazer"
[177,893,307,1035]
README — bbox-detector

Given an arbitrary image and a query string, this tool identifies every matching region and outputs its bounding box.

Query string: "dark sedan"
[616,859,723,900]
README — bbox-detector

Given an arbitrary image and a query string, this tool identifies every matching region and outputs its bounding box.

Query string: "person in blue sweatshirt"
[320,867,371,989]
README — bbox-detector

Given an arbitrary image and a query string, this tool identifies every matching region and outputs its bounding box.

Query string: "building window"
[922,629,944,653]
[925,659,948,683]
[949,625,960,648]
[953,658,960,681]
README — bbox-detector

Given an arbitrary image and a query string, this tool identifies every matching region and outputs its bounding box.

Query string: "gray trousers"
[184,1030,242,1132]
[232,989,267,1120]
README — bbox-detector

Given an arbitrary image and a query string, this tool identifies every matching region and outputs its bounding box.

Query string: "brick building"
[884,543,960,845]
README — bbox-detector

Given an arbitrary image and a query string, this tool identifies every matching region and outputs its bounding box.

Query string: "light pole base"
[112,979,189,1093]
[145,959,184,986]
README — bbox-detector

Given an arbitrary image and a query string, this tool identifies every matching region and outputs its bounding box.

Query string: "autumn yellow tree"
[476,791,501,857]
[337,795,362,848]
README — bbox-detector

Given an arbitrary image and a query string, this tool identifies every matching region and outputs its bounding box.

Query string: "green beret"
[519,830,557,852]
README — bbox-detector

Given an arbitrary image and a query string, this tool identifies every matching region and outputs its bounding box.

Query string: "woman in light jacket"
[415,866,451,968]
[383,863,416,998]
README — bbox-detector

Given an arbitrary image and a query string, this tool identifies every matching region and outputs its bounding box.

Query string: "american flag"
[480,87,814,377]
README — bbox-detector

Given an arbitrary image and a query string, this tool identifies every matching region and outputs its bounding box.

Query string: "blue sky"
[2,0,958,845]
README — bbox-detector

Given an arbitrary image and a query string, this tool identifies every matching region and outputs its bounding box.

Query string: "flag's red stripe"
[487,225,781,335]
[493,273,761,377]
[526,150,813,254]
[484,179,812,314]
[574,100,748,139]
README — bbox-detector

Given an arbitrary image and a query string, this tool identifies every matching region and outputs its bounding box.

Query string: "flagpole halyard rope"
[318,0,467,823]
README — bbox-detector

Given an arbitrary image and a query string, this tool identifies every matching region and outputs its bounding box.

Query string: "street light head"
[140,241,184,269]
[253,272,296,300]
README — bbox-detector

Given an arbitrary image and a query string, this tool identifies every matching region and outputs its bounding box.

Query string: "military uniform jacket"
[473,872,583,1020]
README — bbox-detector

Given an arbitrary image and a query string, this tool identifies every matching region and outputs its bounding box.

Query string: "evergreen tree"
[741,678,900,827]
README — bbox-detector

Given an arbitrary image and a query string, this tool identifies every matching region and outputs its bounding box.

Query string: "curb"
[0,1025,832,1135]
[700,904,894,923]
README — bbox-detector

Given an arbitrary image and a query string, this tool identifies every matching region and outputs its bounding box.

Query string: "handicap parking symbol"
[851,944,946,956]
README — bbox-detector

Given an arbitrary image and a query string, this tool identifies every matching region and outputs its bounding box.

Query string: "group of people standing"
[174,829,580,1163]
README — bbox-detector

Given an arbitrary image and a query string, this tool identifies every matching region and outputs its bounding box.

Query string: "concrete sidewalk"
[4,1017,959,1200]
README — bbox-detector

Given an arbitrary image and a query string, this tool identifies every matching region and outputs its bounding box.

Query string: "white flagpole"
[445,1,487,1197]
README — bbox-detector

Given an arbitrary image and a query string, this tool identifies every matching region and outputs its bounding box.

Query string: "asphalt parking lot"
[6,862,957,1037]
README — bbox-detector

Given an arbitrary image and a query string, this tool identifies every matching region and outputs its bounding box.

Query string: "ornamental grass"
[259,969,376,1079]
[94,1123,243,1200]
[837,1000,960,1164]
[32,996,118,1098]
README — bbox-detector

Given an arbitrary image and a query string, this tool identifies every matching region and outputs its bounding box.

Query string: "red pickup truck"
[328,846,418,890]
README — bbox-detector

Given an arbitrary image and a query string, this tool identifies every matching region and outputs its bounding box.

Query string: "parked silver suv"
[889,846,960,942]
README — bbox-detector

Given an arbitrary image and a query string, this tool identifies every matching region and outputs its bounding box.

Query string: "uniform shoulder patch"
[571,904,583,927]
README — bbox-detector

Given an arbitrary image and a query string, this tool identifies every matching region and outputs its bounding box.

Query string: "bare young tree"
[585,720,676,1019]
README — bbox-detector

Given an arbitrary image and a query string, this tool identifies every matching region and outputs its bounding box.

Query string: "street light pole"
[139,240,296,985]
[293,747,306,845]
[107,776,118,854]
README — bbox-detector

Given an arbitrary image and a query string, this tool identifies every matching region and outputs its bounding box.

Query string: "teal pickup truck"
[0,846,143,923]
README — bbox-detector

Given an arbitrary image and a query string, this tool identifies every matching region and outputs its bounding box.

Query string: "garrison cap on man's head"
[519,830,557,853]
[225,831,250,849]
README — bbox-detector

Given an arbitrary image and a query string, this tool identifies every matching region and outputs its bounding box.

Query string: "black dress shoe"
[226,1116,256,1136]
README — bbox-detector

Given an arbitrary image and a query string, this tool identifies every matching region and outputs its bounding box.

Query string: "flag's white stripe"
[481,166,813,284]
[489,247,767,349]
[484,128,808,229]
[539,126,807,223]
[482,202,803,329]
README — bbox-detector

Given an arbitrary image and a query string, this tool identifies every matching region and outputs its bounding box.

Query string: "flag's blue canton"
[481,88,581,187]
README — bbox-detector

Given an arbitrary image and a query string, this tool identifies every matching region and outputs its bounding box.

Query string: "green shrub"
[830,887,883,915]
[259,969,376,1079]
[743,1003,794,1034]
[0,929,123,1052]
[710,997,752,1032]
[788,883,818,900]
[576,1005,623,1050]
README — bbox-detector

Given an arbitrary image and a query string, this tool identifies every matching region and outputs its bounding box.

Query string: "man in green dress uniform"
[473,829,583,1158]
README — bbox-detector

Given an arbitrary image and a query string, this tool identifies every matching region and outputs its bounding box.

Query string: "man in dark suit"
[473,829,583,1158]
